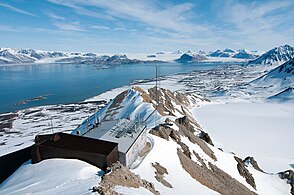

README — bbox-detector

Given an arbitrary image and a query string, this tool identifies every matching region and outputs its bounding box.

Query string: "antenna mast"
[155,65,159,111]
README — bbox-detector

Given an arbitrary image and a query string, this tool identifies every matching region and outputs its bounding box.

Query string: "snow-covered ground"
[0,159,101,195]
[193,102,294,173]
[133,135,219,195]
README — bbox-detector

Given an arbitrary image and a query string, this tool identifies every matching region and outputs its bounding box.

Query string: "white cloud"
[47,0,208,34]
[113,27,137,32]
[47,0,114,20]
[52,21,84,31]
[0,2,37,17]
[91,25,110,30]
[46,12,65,20]
[220,0,294,49]
[45,0,294,51]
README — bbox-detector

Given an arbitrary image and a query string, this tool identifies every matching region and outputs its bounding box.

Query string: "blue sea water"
[0,62,225,113]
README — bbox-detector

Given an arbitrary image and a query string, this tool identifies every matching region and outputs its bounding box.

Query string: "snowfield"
[0,159,101,195]
[193,102,294,173]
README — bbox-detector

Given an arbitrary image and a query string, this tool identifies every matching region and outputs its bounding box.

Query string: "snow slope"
[133,135,219,195]
[193,102,294,172]
[0,159,101,195]
[268,87,294,102]
[249,58,294,100]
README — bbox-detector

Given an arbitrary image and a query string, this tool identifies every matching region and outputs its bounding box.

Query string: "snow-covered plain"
[193,102,294,172]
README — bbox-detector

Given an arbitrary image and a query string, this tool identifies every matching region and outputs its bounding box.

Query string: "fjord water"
[0,62,222,114]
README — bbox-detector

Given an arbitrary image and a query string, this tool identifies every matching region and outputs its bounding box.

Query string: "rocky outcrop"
[104,90,128,120]
[175,118,217,161]
[177,149,257,195]
[0,113,18,131]
[178,141,192,159]
[152,162,173,188]
[149,125,172,141]
[176,116,195,133]
[96,162,160,195]
[234,156,256,190]
[278,170,294,195]
[150,115,216,161]
[198,131,214,146]
[243,156,264,172]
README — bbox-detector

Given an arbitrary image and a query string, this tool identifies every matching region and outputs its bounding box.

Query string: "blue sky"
[0,0,293,53]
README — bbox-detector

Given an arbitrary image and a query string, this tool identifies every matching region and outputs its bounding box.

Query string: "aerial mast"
[155,65,158,111]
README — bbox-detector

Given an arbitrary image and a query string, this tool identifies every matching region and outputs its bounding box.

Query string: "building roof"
[83,119,146,153]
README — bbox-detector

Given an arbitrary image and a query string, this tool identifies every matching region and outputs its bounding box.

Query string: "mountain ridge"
[0,47,164,65]
[248,44,294,66]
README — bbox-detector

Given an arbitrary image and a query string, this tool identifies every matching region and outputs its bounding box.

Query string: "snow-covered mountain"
[223,48,235,53]
[56,54,144,65]
[208,48,259,59]
[232,49,257,59]
[209,49,233,57]
[0,48,35,64]
[248,44,294,66]
[176,52,208,63]
[0,87,292,194]
[171,50,183,54]
[249,58,294,100]
[0,47,161,65]
[268,87,294,102]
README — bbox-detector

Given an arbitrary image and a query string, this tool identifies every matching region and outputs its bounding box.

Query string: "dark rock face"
[178,141,191,159]
[177,53,193,62]
[278,170,294,195]
[176,120,217,161]
[152,162,173,188]
[169,129,181,143]
[177,149,258,195]
[176,116,195,133]
[243,156,263,172]
[149,125,172,141]
[234,156,256,190]
[97,162,160,195]
[198,131,214,146]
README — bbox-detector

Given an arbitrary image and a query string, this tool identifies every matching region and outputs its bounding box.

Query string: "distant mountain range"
[0,48,162,65]
[176,45,294,65]
[208,48,259,59]
[1,44,293,65]
[174,48,260,63]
